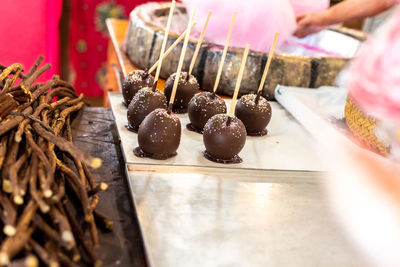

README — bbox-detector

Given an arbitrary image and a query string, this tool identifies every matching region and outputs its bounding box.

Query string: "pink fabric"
[347,9,400,122]
[288,0,329,15]
[182,0,296,52]
[0,0,62,81]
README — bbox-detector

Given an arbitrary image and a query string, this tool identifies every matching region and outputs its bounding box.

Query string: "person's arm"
[294,0,396,38]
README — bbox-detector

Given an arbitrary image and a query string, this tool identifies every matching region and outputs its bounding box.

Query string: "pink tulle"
[288,0,329,15]
[182,0,296,52]
[347,9,400,122]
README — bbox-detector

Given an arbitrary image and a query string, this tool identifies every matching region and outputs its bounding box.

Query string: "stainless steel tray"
[125,164,365,267]
[109,92,324,172]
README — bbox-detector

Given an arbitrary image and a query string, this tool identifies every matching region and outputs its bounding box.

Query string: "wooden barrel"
[124,2,364,100]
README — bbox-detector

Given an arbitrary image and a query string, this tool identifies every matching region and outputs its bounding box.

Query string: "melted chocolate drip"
[125,124,139,133]
[203,150,243,164]
[186,123,203,134]
[133,146,177,160]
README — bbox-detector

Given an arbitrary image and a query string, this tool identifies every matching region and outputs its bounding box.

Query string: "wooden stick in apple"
[147,22,197,75]
[167,9,196,113]
[234,35,278,136]
[126,22,199,131]
[188,10,212,77]
[133,9,196,159]
[255,32,279,102]
[213,12,237,93]
[228,44,250,118]
[121,0,176,106]
[202,44,250,164]
[152,0,176,90]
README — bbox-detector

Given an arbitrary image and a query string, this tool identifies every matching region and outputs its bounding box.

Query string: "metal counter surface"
[126,165,365,267]
[108,92,365,266]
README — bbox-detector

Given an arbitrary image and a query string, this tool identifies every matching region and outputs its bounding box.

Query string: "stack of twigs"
[0,57,113,267]
[0,63,31,121]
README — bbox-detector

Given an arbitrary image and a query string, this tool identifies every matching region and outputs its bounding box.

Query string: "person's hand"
[294,13,327,38]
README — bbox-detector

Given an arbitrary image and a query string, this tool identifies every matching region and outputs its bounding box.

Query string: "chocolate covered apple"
[187,92,227,133]
[134,108,181,159]
[234,93,272,136]
[203,114,246,163]
[234,32,278,136]
[127,87,167,132]
[133,6,195,160]
[164,72,199,113]
[122,70,154,106]
[202,43,250,164]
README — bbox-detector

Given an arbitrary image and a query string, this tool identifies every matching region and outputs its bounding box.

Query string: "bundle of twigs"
[0,57,113,266]
[0,63,31,121]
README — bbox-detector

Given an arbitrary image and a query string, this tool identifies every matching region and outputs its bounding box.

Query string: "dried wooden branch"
[0,58,111,265]
[8,254,38,267]
[93,210,114,232]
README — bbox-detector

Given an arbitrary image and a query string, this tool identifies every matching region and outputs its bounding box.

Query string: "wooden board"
[71,107,146,267]
[124,2,362,100]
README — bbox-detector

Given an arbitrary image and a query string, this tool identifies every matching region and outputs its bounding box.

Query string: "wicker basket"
[344,97,389,156]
